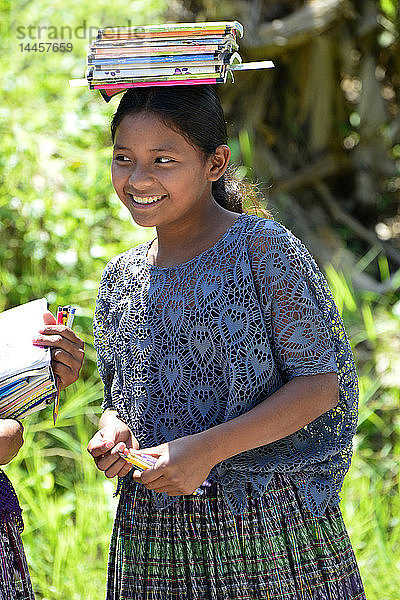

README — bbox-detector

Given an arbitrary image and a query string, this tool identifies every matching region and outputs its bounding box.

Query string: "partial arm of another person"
[0,419,24,465]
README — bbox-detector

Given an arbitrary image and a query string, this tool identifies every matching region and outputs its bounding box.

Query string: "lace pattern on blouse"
[93,214,359,517]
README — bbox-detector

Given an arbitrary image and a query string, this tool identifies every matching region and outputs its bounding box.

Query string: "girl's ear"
[207,145,231,182]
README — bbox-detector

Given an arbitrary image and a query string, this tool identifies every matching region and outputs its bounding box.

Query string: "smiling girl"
[87,85,366,600]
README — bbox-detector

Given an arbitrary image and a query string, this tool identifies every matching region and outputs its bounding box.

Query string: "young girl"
[0,310,84,599]
[88,85,366,600]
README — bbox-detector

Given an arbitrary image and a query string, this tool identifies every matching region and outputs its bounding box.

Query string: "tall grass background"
[1,0,399,597]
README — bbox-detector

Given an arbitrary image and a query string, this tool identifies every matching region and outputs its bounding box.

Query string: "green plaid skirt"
[106,473,366,600]
[0,517,35,600]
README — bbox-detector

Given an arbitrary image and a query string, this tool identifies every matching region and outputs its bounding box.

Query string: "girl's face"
[111,111,227,229]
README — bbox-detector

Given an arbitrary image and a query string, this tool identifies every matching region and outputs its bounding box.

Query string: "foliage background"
[1,0,399,598]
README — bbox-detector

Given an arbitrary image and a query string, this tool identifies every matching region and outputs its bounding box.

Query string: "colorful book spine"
[91,74,226,90]
[90,59,229,73]
[89,65,221,80]
[95,78,225,93]
[88,44,235,59]
[96,21,243,37]
[91,36,236,48]
[88,53,219,66]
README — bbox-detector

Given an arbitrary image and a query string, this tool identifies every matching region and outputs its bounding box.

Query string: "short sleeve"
[249,223,338,381]
[93,260,122,411]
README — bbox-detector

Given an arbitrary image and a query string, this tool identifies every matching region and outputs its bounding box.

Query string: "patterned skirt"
[0,518,35,600]
[106,473,366,600]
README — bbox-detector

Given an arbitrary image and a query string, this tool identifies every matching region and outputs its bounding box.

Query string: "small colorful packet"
[118,448,211,496]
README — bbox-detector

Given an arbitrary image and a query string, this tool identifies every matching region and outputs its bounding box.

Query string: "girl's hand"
[0,419,24,465]
[87,421,139,479]
[136,433,214,496]
[32,311,84,390]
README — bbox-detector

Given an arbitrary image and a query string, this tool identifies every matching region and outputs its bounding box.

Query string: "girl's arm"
[0,419,24,465]
[137,371,338,496]
[197,371,338,464]
[87,409,140,478]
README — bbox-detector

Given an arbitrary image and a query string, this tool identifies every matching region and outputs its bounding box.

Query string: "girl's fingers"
[131,469,144,481]
[33,331,84,363]
[104,459,132,479]
[143,481,190,496]
[37,324,84,347]
[88,440,114,458]
[95,442,129,471]
[141,474,169,491]
[32,326,84,379]
[51,356,81,389]
[51,347,82,371]
[139,446,163,457]
[35,328,84,388]
[148,481,177,493]
[101,444,133,478]
[87,430,118,457]
[139,465,165,485]
[95,454,114,471]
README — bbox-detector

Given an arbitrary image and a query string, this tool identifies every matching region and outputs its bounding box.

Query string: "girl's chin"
[129,209,161,226]
[131,215,157,227]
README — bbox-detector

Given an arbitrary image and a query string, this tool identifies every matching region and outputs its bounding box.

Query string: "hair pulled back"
[110,85,268,215]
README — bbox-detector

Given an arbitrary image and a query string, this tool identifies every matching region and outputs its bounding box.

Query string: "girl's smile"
[128,194,168,208]
[130,194,166,205]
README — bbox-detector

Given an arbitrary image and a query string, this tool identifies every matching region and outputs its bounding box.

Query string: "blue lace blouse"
[93,213,359,517]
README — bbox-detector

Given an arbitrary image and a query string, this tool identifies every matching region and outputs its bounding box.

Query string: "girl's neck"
[147,204,241,268]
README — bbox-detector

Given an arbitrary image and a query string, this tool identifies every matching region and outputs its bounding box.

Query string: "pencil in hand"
[118,449,211,496]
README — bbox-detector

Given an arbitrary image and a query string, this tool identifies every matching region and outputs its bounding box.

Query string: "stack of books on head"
[69,21,274,101]
[85,21,244,101]
[0,298,57,420]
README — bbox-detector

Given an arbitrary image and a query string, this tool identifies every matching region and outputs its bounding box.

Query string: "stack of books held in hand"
[69,21,274,101]
[0,298,57,420]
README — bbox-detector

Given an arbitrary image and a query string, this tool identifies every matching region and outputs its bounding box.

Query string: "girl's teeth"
[132,195,163,205]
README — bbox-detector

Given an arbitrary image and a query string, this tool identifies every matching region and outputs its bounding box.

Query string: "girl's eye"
[156,157,174,164]
[114,155,130,162]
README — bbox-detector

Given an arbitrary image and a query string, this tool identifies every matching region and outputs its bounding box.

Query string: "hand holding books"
[0,299,84,423]
[32,307,84,392]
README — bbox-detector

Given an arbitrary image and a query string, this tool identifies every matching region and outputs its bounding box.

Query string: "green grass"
[325,264,400,598]
[341,453,400,599]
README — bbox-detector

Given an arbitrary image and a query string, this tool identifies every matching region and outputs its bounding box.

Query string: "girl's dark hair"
[110,85,270,217]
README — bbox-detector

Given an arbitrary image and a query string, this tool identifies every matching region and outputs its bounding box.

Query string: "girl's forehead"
[115,112,189,150]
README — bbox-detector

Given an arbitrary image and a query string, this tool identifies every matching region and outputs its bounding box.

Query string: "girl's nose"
[128,164,154,187]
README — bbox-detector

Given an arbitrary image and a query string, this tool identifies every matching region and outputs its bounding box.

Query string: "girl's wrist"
[195,426,231,467]
[195,418,259,466]
[99,409,129,431]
